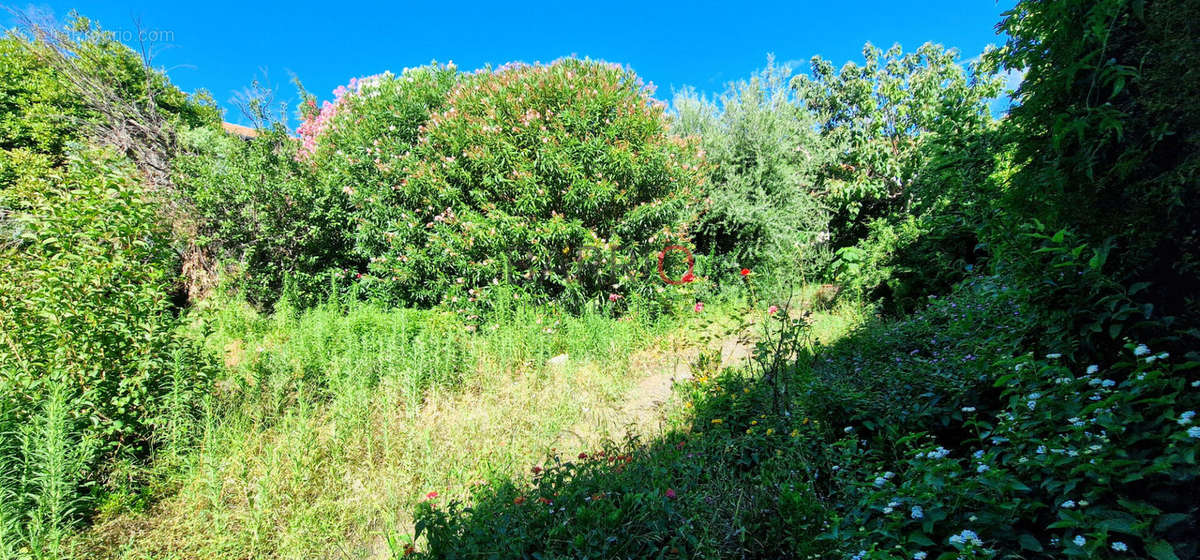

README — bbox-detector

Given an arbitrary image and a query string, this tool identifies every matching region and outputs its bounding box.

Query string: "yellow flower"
[766,428,774,435]
[743,388,750,393]
[745,429,752,434]
[803,418,810,425]
[750,420,758,425]
[711,419,722,424]
[790,429,799,437]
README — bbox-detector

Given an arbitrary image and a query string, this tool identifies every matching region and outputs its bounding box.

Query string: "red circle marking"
[658,245,695,285]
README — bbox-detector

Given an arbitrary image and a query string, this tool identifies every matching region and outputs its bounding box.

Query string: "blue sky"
[6,1,1018,126]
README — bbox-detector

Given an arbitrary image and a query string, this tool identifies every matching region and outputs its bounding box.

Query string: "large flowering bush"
[321,58,703,311]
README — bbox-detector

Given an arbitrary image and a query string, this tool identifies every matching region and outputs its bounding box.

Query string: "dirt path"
[553,330,753,451]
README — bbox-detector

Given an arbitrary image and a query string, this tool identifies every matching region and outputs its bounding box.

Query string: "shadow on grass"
[404,277,1043,559]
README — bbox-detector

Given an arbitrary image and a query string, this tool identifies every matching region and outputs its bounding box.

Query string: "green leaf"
[1154,513,1189,532]
[1018,534,1044,552]
[1146,540,1180,560]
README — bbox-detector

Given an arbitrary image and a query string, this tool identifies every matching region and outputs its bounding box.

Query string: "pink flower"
[665,488,676,499]
[694,302,704,313]
[768,305,778,315]
[423,491,438,501]
[608,293,622,302]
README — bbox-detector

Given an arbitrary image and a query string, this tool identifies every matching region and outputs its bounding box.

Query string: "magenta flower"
[694,302,704,313]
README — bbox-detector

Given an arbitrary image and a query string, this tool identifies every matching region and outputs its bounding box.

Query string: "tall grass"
[0,381,98,560]
[83,295,679,559]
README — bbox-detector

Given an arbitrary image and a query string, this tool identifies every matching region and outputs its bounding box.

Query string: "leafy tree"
[791,43,1002,308]
[673,57,832,285]
[792,42,1001,248]
[993,0,1200,346]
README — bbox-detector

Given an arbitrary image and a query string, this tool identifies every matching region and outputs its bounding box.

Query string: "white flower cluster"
[948,529,982,546]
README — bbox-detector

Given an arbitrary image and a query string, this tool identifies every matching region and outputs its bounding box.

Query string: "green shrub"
[331,59,703,311]
[672,57,832,285]
[0,148,192,451]
[174,124,360,308]
[994,0,1200,337]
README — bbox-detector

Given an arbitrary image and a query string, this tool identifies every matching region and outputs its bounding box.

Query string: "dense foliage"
[3,0,1199,558]
[673,58,832,286]
[327,59,704,311]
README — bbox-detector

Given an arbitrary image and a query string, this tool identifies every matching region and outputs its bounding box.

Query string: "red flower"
[537,497,552,505]
[424,491,438,500]
[681,271,695,283]
[740,268,751,276]
[666,488,677,499]
[578,452,588,459]
[531,466,542,474]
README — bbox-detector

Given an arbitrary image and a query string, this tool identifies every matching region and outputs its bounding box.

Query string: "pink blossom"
[608,293,622,302]
[694,302,704,313]
[768,305,778,315]
[665,488,676,499]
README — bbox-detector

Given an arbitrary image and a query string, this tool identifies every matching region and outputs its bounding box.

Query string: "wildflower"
[1061,500,1076,509]
[910,506,924,519]
[768,305,779,315]
[1073,535,1086,547]
[1046,353,1062,359]
[882,506,894,514]
[1179,411,1195,425]
[1112,542,1128,551]
[538,497,552,505]
[578,452,588,459]
[1188,426,1200,439]
[513,496,526,505]
[1134,344,1150,356]
[949,529,982,546]
[873,477,886,487]
[740,268,750,276]
[1086,364,1099,374]
[711,419,722,424]
[531,466,542,474]
[913,553,928,560]
[977,464,990,473]
[665,488,676,499]
[883,471,895,479]
[694,301,704,313]
[608,293,622,302]
[1101,379,1116,388]
[962,406,976,412]
[973,450,984,458]
[844,426,854,433]
[423,491,438,500]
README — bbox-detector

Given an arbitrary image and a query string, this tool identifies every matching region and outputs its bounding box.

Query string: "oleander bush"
[320,58,705,313]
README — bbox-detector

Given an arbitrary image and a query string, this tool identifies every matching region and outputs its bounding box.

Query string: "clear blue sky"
[6,1,1017,126]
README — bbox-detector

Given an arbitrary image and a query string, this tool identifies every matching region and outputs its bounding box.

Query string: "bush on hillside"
[994,0,1200,345]
[175,124,360,308]
[0,148,208,453]
[673,58,832,288]
[317,59,704,312]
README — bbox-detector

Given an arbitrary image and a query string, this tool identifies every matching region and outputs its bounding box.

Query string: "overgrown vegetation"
[0,0,1197,558]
